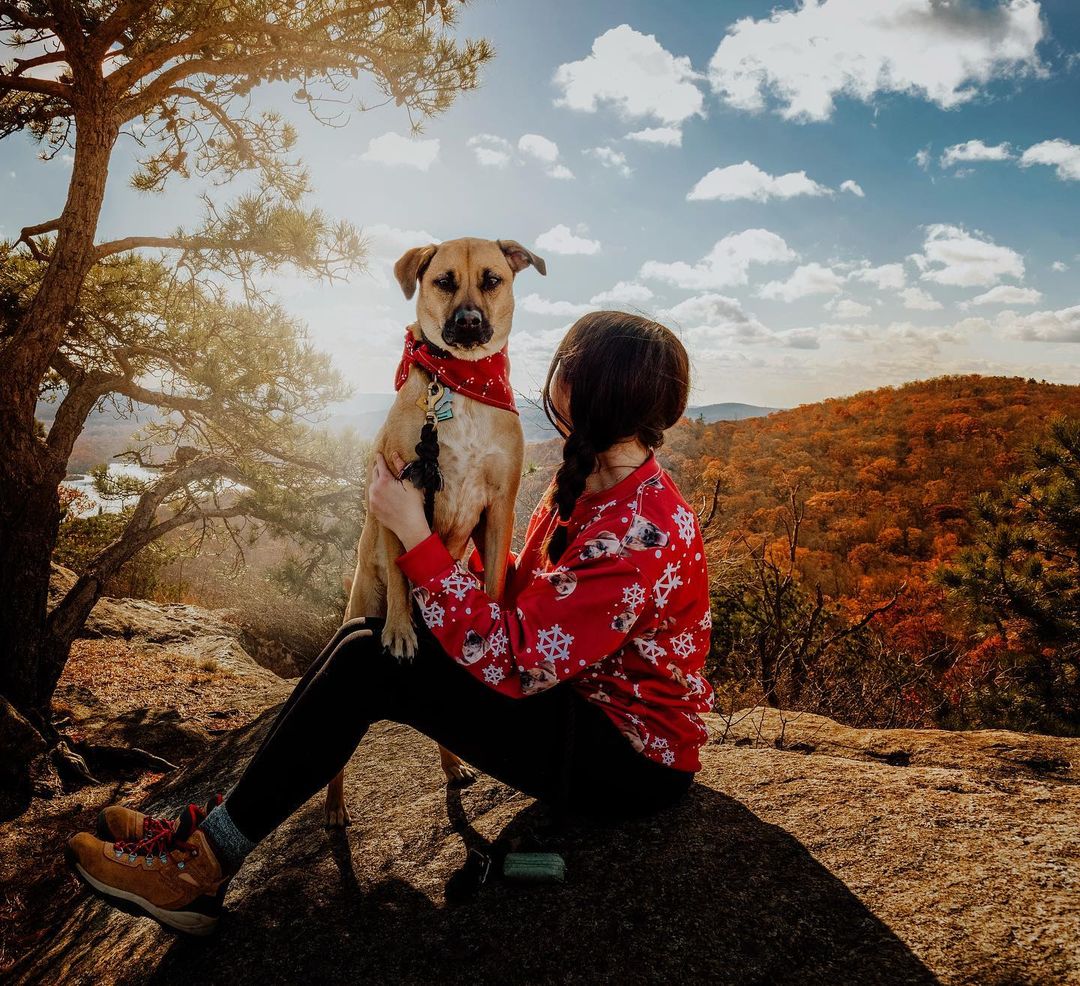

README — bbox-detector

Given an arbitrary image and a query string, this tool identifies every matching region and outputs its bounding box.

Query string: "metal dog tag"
[416,380,454,422]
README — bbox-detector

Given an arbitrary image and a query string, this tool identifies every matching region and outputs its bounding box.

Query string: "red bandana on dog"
[394,330,518,415]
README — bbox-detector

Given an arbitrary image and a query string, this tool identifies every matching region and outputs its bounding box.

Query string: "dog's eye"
[433,274,456,292]
[481,272,502,291]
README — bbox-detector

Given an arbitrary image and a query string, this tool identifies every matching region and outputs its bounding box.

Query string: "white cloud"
[899,286,944,310]
[664,293,745,326]
[534,224,601,256]
[518,134,575,179]
[467,133,512,168]
[708,0,1045,122]
[914,146,932,171]
[912,223,1025,287]
[553,24,705,125]
[825,319,981,353]
[759,262,845,302]
[363,223,440,260]
[827,297,873,318]
[589,281,654,306]
[519,294,592,317]
[782,329,821,350]
[625,126,683,147]
[848,263,907,291]
[587,146,632,177]
[518,133,560,163]
[839,179,865,197]
[1052,260,1068,272]
[518,281,656,319]
[688,160,831,202]
[1019,138,1080,181]
[662,293,773,345]
[358,132,440,170]
[662,294,824,350]
[349,223,440,288]
[963,284,1042,307]
[940,139,1014,168]
[640,229,797,290]
[1000,305,1080,342]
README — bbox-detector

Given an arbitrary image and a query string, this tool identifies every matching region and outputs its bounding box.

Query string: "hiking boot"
[96,794,223,844]
[68,801,229,935]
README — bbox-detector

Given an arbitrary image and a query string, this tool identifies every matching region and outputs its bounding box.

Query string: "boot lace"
[112,794,222,867]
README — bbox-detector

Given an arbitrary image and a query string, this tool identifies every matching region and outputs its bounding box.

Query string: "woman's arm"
[369,450,650,697]
[396,529,646,698]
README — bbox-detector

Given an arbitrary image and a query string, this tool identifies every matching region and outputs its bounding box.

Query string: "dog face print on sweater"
[461,629,488,665]
[578,513,669,563]
[622,515,669,551]
[519,660,558,694]
[579,530,623,561]
[531,565,578,598]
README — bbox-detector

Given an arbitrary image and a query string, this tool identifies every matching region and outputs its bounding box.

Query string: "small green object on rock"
[501,851,566,883]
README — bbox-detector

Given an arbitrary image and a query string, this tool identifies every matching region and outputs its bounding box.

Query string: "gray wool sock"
[199,802,257,873]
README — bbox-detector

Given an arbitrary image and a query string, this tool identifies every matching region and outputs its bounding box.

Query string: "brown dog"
[325,236,545,827]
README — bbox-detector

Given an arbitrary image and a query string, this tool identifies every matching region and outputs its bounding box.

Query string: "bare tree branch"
[0,72,70,99]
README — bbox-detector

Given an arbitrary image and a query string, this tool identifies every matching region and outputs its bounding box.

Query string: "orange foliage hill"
[661,375,1080,619]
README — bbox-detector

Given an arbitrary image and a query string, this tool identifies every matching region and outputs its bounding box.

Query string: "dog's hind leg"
[325,771,350,829]
[439,744,477,787]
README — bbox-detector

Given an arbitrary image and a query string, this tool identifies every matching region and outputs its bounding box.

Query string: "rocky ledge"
[2,592,1077,985]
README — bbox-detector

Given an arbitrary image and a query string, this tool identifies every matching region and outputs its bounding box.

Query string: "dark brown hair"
[541,311,690,563]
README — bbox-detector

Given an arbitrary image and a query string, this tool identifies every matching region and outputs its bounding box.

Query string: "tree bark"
[0,98,117,728]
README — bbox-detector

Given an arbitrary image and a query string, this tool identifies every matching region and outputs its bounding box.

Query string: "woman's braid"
[545,429,597,563]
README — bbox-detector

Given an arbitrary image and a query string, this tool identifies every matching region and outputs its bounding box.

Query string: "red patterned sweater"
[396,452,715,772]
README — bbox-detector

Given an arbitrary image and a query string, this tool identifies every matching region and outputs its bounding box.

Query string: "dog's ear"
[497,239,547,277]
[394,245,439,300]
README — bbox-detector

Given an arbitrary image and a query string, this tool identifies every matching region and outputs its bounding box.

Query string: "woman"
[67,311,715,934]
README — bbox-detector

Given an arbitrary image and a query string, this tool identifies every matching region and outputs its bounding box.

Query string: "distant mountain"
[688,402,779,423]
[43,393,782,471]
[330,395,779,443]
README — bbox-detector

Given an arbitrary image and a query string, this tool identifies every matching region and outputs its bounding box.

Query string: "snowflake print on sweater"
[622,583,646,611]
[396,451,715,772]
[536,623,575,663]
[652,563,683,609]
[440,565,479,601]
[673,504,697,547]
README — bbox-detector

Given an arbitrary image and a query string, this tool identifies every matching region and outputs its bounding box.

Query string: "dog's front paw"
[381,621,418,660]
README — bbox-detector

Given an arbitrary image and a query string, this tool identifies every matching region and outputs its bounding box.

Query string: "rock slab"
[8,704,1079,985]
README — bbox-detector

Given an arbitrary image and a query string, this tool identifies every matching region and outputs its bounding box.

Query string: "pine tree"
[0,1,491,746]
[939,417,1080,732]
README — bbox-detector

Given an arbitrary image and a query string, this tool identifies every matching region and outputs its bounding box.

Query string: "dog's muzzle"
[442,307,493,349]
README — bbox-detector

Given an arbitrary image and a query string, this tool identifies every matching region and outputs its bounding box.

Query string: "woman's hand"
[368,451,432,551]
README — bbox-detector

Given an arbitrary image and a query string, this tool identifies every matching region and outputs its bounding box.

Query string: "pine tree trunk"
[0,473,65,725]
[0,102,117,732]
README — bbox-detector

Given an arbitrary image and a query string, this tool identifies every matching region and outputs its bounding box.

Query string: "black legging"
[225,616,694,843]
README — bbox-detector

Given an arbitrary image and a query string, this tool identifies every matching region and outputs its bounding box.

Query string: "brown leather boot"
[96,794,223,843]
[68,802,229,935]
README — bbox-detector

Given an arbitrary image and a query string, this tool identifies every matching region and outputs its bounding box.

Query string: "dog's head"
[394,237,546,357]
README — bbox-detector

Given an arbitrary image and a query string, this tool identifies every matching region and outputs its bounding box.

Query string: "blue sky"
[3,0,1080,408]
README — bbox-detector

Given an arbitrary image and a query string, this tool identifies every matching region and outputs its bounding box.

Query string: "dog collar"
[394,330,518,415]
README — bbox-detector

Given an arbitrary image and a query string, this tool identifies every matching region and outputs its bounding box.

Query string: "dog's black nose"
[454,307,483,332]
